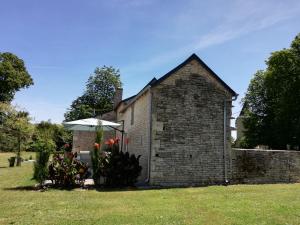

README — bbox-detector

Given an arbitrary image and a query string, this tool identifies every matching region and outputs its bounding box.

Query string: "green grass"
[0,152,300,225]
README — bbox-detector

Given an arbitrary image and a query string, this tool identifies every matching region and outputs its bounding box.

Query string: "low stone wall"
[231,148,300,184]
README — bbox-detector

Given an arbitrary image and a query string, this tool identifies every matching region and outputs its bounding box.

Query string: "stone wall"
[231,149,300,184]
[116,91,151,182]
[73,131,96,153]
[72,130,115,153]
[150,59,234,186]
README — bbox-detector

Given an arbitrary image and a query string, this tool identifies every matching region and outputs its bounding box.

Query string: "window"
[131,104,135,125]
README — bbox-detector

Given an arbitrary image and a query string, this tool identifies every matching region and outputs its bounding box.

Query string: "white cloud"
[122,0,300,75]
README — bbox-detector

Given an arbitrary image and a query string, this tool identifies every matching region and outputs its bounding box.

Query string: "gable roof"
[117,53,237,111]
[151,53,237,96]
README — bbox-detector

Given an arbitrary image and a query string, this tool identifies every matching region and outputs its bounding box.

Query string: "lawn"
[0,152,300,225]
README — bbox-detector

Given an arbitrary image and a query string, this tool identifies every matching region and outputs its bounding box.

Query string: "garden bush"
[48,152,89,188]
[33,137,55,185]
[92,138,142,187]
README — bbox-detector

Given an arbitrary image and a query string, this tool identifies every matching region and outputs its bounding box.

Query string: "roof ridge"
[152,53,237,96]
[116,53,237,110]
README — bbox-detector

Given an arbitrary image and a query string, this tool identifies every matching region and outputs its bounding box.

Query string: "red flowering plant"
[48,152,88,188]
[94,143,101,150]
[91,125,104,186]
[62,143,72,152]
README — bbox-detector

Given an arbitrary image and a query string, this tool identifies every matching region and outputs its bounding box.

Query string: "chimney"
[113,88,123,109]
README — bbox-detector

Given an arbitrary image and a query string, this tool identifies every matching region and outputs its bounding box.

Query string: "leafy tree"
[33,120,72,151]
[0,103,34,165]
[242,34,300,149]
[0,52,33,102]
[64,96,94,122]
[242,71,269,148]
[64,66,122,121]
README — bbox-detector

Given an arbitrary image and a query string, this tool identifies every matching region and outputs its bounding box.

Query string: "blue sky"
[1,0,300,124]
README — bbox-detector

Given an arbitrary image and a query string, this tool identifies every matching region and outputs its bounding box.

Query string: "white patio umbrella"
[63,118,121,131]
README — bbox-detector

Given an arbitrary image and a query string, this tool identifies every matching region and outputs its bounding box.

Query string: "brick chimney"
[113,88,123,109]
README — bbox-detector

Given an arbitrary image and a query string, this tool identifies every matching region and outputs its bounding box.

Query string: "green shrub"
[33,137,55,185]
[92,138,142,187]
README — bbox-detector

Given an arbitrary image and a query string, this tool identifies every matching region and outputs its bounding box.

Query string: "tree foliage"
[33,136,55,184]
[64,66,122,121]
[242,34,300,149]
[0,103,34,151]
[0,52,33,102]
[33,120,72,151]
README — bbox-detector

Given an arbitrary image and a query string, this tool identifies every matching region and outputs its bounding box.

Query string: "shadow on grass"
[91,184,206,192]
[2,184,177,192]
[3,182,229,192]
[3,186,38,191]
[3,185,80,192]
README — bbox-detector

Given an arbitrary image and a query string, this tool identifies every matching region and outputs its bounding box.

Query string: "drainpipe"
[223,95,238,185]
[146,90,153,183]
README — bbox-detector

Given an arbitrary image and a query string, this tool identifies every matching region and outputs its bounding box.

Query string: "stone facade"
[73,131,96,153]
[231,149,300,183]
[149,59,233,186]
[72,130,115,153]
[116,91,151,182]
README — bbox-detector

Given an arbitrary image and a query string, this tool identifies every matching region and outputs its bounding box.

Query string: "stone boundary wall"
[231,148,300,184]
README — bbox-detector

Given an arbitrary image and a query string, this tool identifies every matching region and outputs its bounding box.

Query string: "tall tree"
[242,34,300,149]
[242,70,269,147]
[64,66,122,121]
[0,52,33,102]
[0,103,34,165]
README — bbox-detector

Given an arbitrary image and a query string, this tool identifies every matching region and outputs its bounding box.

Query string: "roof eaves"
[116,78,158,112]
[114,94,136,110]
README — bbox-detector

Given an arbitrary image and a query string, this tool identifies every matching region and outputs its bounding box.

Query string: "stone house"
[74,53,238,186]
